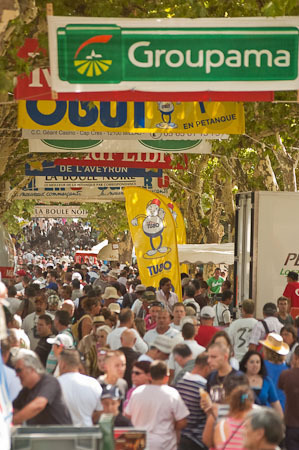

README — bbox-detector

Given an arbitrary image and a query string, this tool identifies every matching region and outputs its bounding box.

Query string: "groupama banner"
[15,39,273,101]
[18,100,244,134]
[47,16,299,93]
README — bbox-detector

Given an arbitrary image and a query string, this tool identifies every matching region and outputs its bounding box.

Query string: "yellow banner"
[18,100,245,134]
[124,187,182,300]
[155,193,188,276]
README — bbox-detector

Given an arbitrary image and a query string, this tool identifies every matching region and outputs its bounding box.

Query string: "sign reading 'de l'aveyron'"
[25,162,162,178]
[47,16,299,93]
[18,100,244,134]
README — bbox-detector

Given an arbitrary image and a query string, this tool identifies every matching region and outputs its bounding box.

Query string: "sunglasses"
[131,370,144,376]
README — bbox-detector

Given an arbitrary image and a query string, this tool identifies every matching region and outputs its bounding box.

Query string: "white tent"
[91,240,108,254]
[178,243,234,265]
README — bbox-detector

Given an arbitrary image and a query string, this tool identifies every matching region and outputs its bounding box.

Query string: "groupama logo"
[73,35,113,78]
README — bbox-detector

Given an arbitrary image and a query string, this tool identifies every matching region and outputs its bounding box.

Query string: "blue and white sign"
[25,161,162,178]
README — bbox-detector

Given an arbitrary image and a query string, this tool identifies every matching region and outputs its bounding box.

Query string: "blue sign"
[25,161,162,178]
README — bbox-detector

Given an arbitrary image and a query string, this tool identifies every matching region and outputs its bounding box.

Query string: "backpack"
[71,314,90,342]
[256,320,275,353]
[215,303,229,326]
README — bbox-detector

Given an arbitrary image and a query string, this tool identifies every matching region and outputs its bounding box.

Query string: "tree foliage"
[0,0,298,247]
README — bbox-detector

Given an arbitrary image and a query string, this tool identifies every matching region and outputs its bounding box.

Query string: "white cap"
[47,334,73,348]
[72,272,82,281]
[200,306,215,319]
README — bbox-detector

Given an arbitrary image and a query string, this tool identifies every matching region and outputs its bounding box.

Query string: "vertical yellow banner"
[124,187,182,301]
[155,193,188,275]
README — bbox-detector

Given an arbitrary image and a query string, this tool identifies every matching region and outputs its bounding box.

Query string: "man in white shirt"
[249,302,283,351]
[213,290,233,327]
[125,360,189,450]
[107,309,148,354]
[168,322,205,384]
[22,295,51,350]
[58,349,102,426]
[143,310,182,347]
[228,299,257,361]
[156,277,178,314]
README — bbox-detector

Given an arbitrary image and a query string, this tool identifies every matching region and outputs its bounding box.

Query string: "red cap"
[167,202,174,210]
[151,199,160,207]
[16,269,27,276]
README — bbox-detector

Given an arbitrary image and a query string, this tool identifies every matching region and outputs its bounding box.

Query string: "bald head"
[120,328,137,348]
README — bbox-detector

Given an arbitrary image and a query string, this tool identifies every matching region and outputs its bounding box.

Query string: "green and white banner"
[28,137,212,153]
[48,16,299,92]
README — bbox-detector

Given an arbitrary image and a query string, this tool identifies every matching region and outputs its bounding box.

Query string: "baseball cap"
[141,290,156,302]
[47,334,73,348]
[151,335,173,354]
[101,385,123,400]
[200,306,215,319]
[47,294,61,307]
[100,264,109,273]
[72,272,82,281]
[16,269,26,276]
[46,282,58,292]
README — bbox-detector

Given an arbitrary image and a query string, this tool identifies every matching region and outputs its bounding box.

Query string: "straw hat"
[102,286,119,300]
[108,303,121,314]
[259,332,289,356]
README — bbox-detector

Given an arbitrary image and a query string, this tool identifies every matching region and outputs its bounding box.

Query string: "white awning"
[178,243,234,265]
[91,239,109,254]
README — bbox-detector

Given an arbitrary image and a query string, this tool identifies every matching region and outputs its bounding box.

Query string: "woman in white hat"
[259,332,289,411]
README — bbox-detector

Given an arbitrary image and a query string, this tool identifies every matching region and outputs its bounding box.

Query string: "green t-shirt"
[207,276,224,294]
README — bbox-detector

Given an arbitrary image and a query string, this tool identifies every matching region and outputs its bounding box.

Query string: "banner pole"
[46,4,58,100]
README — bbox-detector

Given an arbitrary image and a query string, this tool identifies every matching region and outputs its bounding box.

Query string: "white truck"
[234,191,299,318]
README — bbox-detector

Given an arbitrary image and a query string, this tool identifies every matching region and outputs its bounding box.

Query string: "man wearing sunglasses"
[12,349,72,426]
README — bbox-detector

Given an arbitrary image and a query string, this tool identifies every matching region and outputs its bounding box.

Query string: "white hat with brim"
[150,335,173,354]
[259,332,289,356]
[108,302,121,314]
[102,286,119,300]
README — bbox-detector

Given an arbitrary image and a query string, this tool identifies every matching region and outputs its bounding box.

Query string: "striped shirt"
[176,372,207,447]
[216,417,246,450]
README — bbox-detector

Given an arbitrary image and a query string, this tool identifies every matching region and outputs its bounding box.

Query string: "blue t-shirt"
[264,360,288,410]
[254,376,278,406]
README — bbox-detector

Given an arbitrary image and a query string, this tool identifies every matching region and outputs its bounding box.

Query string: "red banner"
[54,153,187,170]
[0,267,14,279]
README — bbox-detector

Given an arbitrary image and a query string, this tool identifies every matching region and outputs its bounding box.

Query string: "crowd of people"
[2,250,299,450]
[14,219,97,261]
